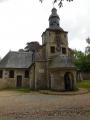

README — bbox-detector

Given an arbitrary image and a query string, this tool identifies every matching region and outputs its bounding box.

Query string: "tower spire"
[49,8,60,29]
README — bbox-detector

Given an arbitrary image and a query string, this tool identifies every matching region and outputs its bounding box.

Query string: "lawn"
[15,88,31,93]
[77,80,90,91]
[1,87,31,93]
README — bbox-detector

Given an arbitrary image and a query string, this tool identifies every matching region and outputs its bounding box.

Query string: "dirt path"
[0,91,90,120]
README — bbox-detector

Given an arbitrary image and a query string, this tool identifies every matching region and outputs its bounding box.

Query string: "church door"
[17,75,22,87]
[64,72,74,91]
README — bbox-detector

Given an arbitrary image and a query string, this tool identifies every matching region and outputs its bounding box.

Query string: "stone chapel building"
[0,8,76,91]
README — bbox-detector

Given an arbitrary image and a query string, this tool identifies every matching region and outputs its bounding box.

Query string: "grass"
[15,88,31,93]
[0,87,31,93]
[77,80,90,91]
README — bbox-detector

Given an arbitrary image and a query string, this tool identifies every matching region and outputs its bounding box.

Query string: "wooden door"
[17,75,22,87]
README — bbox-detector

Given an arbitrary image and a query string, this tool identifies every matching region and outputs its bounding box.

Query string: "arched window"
[25,70,29,78]
[62,47,66,54]
[9,70,14,78]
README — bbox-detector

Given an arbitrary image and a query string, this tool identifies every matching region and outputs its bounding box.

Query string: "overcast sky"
[0,0,90,58]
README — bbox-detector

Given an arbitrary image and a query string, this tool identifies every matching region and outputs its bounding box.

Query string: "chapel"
[0,8,76,91]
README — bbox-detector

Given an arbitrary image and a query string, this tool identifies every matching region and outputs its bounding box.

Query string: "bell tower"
[42,8,69,59]
[41,8,76,91]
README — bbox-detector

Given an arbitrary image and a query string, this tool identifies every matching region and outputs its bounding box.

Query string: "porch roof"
[49,55,76,69]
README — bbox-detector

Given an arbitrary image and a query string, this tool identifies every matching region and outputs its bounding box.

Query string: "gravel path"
[0,91,90,120]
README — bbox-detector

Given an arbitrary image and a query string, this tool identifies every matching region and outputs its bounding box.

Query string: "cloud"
[58,0,90,51]
[0,0,8,2]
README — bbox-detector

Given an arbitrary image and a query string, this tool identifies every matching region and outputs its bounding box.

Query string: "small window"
[62,47,66,54]
[0,70,3,78]
[25,70,29,78]
[50,46,55,53]
[9,70,14,78]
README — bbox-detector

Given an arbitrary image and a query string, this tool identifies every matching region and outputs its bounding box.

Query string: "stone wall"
[0,79,8,89]
[34,61,47,90]
[29,65,35,89]
[50,71,64,91]
[0,69,30,89]
[81,72,90,80]
[42,30,69,59]
[49,69,76,91]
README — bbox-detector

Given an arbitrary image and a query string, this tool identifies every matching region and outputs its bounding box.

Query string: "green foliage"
[15,88,31,93]
[85,37,90,54]
[24,41,40,52]
[86,37,90,44]
[74,50,84,69]
[39,0,73,7]
[77,80,90,91]
[74,50,90,72]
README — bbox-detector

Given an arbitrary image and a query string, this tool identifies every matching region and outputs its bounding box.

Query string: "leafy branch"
[39,0,73,7]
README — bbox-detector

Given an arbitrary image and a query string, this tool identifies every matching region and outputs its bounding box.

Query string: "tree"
[85,37,90,54]
[74,50,85,70]
[24,41,41,52]
[74,50,84,60]
[74,50,90,72]
[39,0,73,7]
[18,49,24,52]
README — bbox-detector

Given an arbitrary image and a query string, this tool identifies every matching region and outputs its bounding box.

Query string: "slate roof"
[49,55,76,69]
[0,51,33,69]
[47,27,64,32]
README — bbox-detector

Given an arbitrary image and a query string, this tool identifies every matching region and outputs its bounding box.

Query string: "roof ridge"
[0,51,10,67]
[9,51,33,54]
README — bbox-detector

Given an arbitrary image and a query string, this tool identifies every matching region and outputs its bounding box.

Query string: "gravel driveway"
[0,91,90,120]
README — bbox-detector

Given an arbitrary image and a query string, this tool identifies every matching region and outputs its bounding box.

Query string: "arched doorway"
[64,72,74,91]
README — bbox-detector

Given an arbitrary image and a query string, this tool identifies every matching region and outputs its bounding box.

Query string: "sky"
[0,0,90,58]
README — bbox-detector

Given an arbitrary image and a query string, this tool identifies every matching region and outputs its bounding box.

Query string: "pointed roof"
[49,7,64,31]
[49,55,76,69]
[0,51,33,69]
[49,8,60,20]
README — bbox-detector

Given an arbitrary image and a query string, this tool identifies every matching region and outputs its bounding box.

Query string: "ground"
[0,91,90,120]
